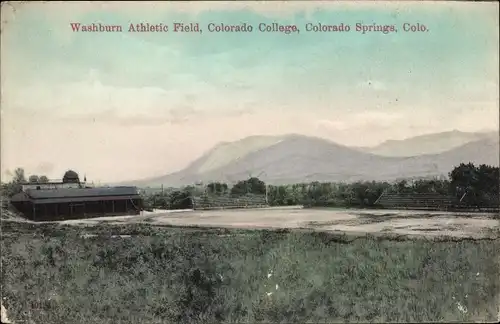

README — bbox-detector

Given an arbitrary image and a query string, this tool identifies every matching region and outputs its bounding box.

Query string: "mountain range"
[355,130,497,157]
[121,130,499,187]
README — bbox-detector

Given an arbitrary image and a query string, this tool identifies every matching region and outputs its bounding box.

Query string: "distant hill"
[123,132,499,187]
[180,135,287,174]
[355,130,497,157]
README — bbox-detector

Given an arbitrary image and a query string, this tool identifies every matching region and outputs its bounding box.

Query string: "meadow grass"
[1,221,499,323]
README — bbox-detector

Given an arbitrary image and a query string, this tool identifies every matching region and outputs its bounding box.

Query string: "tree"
[28,175,40,183]
[449,163,478,202]
[246,177,266,195]
[39,175,49,183]
[169,190,193,209]
[448,163,499,207]
[395,180,408,194]
[230,181,247,196]
[183,185,196,194]
[206,182,228,195]
[1,183,19,198]
[13,168,26,184]
[230,177,266,196]
[206,183,215,194]
[1,168,26,197]
[267,185,288,206]
[476,164,499,196]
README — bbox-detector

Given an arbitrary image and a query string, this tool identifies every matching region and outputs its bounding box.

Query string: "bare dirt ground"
[40,207,500,239]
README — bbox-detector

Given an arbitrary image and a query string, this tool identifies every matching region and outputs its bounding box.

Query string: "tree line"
[1,168,50,197]
[266,163,498,208]
[141,163,498,210]
[2,163,498,211]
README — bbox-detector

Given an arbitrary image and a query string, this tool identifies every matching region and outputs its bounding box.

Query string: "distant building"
[10,170,143,221]
[10,186,143,221]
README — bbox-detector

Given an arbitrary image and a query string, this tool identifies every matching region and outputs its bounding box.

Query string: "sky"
[1,1,499,182]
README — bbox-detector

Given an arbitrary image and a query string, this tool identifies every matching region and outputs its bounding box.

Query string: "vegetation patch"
[2,222,499,324]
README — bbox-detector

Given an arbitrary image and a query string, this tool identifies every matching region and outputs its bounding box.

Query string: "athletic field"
[49,207,500,239]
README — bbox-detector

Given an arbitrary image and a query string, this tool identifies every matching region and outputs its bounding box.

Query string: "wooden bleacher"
[192,194,268,210]
[376,192,499,212]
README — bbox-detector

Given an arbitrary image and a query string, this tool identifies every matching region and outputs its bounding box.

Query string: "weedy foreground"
[1,221,499,324]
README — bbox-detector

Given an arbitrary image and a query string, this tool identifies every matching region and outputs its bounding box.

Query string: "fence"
[192,194,268,210]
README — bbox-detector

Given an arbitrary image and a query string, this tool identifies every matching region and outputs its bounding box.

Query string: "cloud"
[60,103,255,126]
[59,106,194,126]
[2,50,270,125]
[316,111,403,131]
[1,1,498,182]
[4,70,195,113]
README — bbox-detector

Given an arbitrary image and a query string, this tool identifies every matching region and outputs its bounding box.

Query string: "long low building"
[10,186,143,221]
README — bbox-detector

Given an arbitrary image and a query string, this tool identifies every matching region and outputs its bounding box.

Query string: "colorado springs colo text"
[70,22,429,34]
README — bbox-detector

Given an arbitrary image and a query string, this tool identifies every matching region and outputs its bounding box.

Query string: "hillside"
[357,130,497,157]
[125,133,499,187]
[180,135,287,174]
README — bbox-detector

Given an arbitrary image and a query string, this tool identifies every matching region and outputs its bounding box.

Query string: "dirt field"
[45,207,500,239]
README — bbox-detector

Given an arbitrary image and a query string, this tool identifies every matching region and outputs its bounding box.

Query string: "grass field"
[1,221,499,323]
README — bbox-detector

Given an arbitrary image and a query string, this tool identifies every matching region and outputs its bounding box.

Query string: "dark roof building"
[11,186,143,221]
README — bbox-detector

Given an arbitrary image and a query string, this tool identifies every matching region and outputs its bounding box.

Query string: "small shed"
[10,186,143,221]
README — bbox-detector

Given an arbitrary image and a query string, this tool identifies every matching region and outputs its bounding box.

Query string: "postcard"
[1,1,499,323]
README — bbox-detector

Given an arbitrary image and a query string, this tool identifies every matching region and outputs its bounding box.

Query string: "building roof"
[22,182,70,185]
[25,186,139,199]
[32,195,140,204]
[10,187,140,204]
[10,192,30,202]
